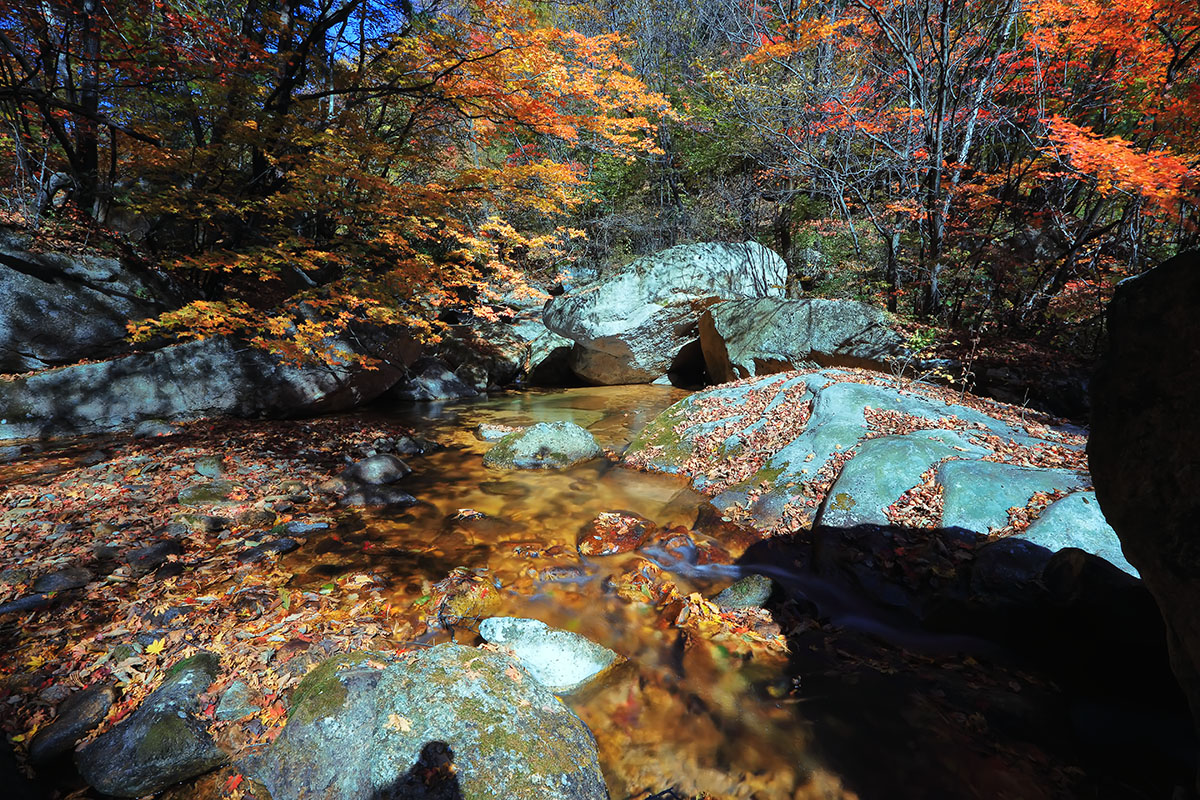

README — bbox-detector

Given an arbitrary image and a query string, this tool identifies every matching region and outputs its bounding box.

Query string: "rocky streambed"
[0,377,1192,799]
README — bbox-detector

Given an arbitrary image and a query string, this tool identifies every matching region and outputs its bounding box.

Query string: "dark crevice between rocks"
[665,340,708,390]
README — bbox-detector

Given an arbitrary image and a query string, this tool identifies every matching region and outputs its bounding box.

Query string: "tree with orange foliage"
[0,0,669,363]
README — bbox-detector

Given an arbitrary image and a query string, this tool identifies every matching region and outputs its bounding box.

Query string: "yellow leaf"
[385,713,412,733]
[145,638,166,656]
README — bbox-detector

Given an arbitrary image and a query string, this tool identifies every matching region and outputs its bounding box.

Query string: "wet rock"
[280,520,330,537]
[714,574,775,610]
[177,480,238,506]
[643,528,732,566]
[340,453,412,485]
[237,537,299,563]
[32,566,93,594]
[235,508,277,528]
[248,645,607,800]
[483,421,601,470]
[0,593,54,615]
[478,422,525,441]
[538,565,590,583]
[340,485,418,508]
[578,511,657,556]
[215,681,258,721]
[124,540,183,577]
[29,685,114,765]
[430,567,502,630]
[76,652,225,797]
[436,320,529,390]
[479,617,622,693]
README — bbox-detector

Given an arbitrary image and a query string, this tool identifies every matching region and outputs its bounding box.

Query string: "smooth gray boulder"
[479,617,621,693]
[0,227,179,373]
[76,652,225,797]
[699,298,903,383]
[544,242,786,384]
[938,461,1089,535]
[250,645,608,800]
[484,421,602,470]
[817,431,988,528]
[0,323,417,441]
[1014,491,1136,577]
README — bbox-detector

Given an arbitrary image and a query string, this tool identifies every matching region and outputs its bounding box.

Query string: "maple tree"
[0,0,668,361]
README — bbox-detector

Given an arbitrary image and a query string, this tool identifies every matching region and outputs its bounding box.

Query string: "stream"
[277,386,1186,800]
[0,385,1191,799]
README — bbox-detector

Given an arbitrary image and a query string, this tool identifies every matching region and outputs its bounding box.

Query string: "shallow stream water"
[279,386,1138,800]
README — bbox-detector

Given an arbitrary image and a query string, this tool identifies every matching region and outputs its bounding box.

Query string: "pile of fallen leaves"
[0,417,425,772]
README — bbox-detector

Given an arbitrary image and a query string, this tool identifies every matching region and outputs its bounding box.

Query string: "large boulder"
[249,645,608,800]
[1088,251,1200,787]
[0,324,418,440]
[544,242,787,384]
[76,652,225,797]
[435,320,529,390]
[386,356,480,402]
[625,369,1122,574]
[698,298,903,382]
[0,227,180,372]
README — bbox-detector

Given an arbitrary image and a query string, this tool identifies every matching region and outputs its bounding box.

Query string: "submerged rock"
[249,645,608,800]
[76,652,225,797]
[714,574,775,610]
[483,421,602,470]
[577,511,657,556]
[340,453,412,485]
[478,617,621,693]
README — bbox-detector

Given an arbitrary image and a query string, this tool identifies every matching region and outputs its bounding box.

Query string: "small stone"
[714,573,775,610]
[124,540,183,577]
[235,509,277,528]
[340,485,418,508]
[238,538,299,563]
[176,481,238,506]
[215,681,257,721]
[339,454,411,485]
[193,456,224,478]
[281,520,330,537]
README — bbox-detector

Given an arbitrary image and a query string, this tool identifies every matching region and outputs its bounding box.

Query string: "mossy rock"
[483,422,602,470]
[252,644,608,800]
[176,480,239,506]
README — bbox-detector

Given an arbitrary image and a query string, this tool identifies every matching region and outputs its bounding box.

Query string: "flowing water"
[282,386,1084,800]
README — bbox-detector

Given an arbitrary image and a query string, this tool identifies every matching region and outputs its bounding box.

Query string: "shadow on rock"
[733,523,1195,800]
[370,742,463,800]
